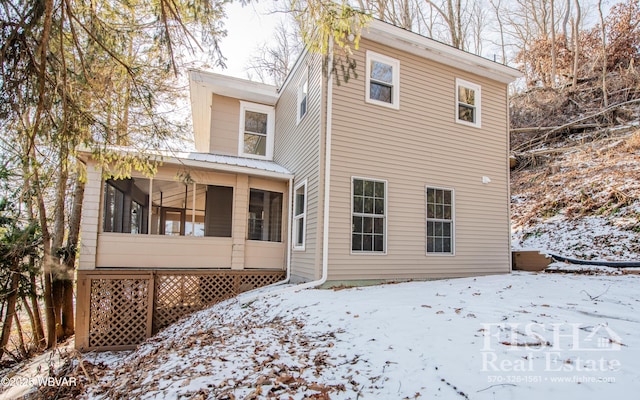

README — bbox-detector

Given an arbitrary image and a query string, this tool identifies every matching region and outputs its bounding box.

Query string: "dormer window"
[239,101,275,159]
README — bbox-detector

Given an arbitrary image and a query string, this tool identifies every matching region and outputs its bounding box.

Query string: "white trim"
[238,101,275,160]
[191,182,197,236]
[425,185,456,256]
[365,19,522,84]
[455,78,482,128]
[147,178,153,235]
[350,176,388,255]
[296,69,309,125]
[188,69,277,105]
[292,179,307,251]
[365,51,400,110]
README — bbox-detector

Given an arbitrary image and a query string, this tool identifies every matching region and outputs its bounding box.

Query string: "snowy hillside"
[55,272,640,400]
[511,130,640,261]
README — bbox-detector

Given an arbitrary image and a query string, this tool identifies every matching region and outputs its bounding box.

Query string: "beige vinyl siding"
[245,241,286,269]
[327,38,510,280]
[274,52,324,282]
[96,234,233,268]
[210,94,241,155]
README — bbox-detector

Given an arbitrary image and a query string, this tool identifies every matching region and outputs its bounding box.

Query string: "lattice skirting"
[76,269,285,351]
[153,271,284,333]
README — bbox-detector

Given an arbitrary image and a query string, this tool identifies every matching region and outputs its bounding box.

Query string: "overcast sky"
[209,2,283,80]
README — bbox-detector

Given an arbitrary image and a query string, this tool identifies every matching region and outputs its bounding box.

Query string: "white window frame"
[293,179,307,250]
[238,101,275,160]
[455,78,481,128]
[351,176,388,255]
[296,70,309,125]
[365,51,400,110]
[425,186,455,256]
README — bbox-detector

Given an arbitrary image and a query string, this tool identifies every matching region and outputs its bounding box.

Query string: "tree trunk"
[550,0,557,87]
[13,311,28,359]
[572,0,581,88]
[22,161,46,350]
[562,0,571,43]
[30,148,57,349]
[0,269,20,359]
[51,142,70,340]
[61,176,85,337]
[21,296,41,351]
[598,0,608,107]
[29,269,45,349]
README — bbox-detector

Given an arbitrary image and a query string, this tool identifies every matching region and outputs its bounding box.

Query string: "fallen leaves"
[81,302,357,400]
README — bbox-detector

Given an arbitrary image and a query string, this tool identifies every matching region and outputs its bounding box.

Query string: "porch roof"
[77,147,293,180]
[169,152,293,180]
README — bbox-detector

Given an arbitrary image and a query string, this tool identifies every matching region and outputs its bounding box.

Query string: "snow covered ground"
[512,212,640,261]
[67,271,640,400]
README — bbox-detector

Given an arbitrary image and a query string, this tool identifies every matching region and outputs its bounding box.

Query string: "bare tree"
[551,0,557,86]
[424,0,465,49]
[246,19,303,87]
[489,0,507,64]
[572,0,581,87]
[597,0,607,106]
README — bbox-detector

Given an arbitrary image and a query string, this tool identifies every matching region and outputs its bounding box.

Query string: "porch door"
[160,207,185,236]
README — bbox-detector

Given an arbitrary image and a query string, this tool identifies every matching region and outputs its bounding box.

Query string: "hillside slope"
[511,128,640,261]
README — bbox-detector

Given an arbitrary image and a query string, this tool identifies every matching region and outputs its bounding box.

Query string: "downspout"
[239,38,334,304]
[285,35,334,291]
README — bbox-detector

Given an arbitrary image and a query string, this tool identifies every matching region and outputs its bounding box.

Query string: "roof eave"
[365,20,523,84]
[188,69,279,105]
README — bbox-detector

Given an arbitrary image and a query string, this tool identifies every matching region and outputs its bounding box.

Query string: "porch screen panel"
[205,185,233,237]
[248,189,282,242]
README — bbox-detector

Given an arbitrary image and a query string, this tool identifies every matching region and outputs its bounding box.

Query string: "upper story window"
[239,101,275,159]
[297,71,309,124]
[365,51,400,110]
[456,79,481,128]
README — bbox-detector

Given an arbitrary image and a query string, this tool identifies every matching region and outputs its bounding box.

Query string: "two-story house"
[75,20,521,350]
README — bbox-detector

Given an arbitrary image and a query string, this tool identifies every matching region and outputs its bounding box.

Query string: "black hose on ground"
[548,253,640,268]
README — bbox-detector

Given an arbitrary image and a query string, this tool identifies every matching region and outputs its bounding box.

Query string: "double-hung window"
[352,178,386,253]
[293,180,307,249]
[426,187,454,254]
[456,79,481,127]
[297,71,308,124]
[365,51,400,109]
[239,102,275,159]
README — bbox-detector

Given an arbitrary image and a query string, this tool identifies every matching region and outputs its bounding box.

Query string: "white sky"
[209,1,284,80]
